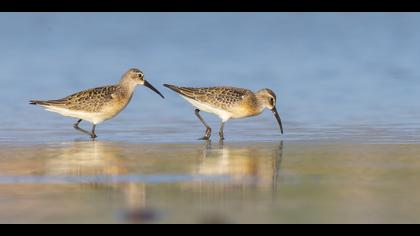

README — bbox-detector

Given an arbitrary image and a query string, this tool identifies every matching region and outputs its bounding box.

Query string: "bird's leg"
[73,119,97,139]
[73,119,82,129]
[195,109,212,140]
[91,125,97,139]
[219,122,225,140]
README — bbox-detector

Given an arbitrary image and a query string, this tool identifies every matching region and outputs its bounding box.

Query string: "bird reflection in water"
[42,140,284,223]
[194,140,284,192]
[44,141,159,223]
[45,141,126,178]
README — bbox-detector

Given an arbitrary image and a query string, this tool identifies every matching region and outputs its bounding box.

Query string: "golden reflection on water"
[2,142,420,223]
[0,141,284,223]
[45,141,127,177]
[42,141,149,220]
[40,140,284,192]
[194,141,283,190]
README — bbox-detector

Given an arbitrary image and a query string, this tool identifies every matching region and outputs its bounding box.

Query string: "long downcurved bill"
[144,80,165,99]
[272,107,284,135]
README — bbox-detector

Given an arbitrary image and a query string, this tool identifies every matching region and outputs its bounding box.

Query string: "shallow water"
[1,13,420,223]
[1,141,420,223]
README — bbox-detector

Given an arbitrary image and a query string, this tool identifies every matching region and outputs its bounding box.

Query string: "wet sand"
[0,141,420,223]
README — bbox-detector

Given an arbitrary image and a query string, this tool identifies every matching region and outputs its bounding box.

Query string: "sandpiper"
[30,68,165,139]
[163,84,283,140]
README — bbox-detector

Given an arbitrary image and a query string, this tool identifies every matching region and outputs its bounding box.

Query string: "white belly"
[183,96,232,122]
[43,106,109,125]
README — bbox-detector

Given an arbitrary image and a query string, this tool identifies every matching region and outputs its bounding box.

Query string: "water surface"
[1,141,420,223]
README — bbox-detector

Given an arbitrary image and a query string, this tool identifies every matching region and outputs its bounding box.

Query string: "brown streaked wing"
[177,87,253,110]
[44,86,119,112]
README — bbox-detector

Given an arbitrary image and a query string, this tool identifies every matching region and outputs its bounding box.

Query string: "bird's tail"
[163,84,179,91]
[29,100,57,106]
[163,84,197,99]
[30,99,68,109]
[30,100,45,105]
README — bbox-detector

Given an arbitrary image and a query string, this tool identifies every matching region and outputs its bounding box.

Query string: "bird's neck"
[255,93,268,113]
[118,78,137,97]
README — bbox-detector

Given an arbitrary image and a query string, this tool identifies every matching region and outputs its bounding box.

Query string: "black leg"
[195,109,212,140]
[73,119,82,128]
[91,125,97,139]
[219,122,225,140]
[73,119,97,139]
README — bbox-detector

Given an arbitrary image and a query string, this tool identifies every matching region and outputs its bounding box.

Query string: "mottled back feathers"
[30,86,120,113]
[164,84,255,110]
